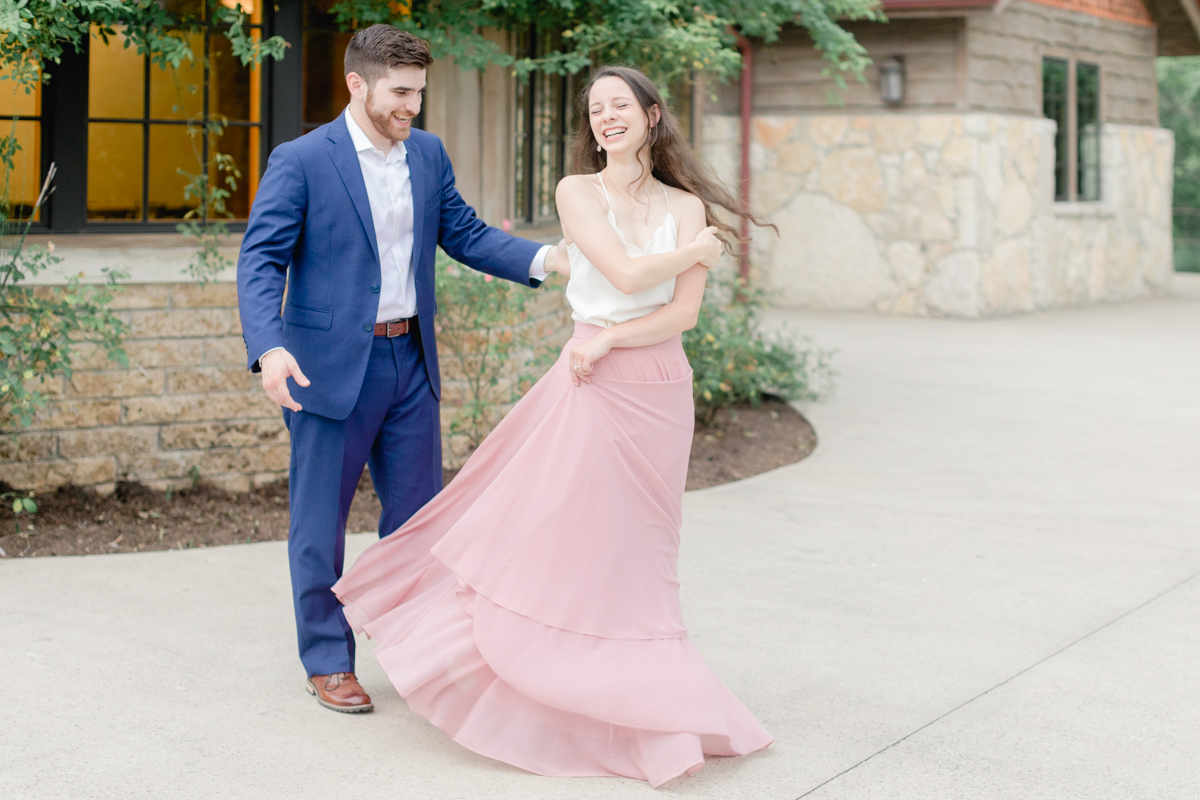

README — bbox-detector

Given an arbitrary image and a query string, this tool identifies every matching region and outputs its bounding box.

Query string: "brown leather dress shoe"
[306,672,374,713]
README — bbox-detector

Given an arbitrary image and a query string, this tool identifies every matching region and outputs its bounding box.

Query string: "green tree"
[1159,56,1200,209]
[1158,56,1200,271]
[330,0,883,90]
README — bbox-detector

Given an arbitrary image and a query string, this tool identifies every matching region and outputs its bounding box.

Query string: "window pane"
[0,120,43,220]
[87,122,144,220]
[534,71,564,221]
[303,30,352,127]
[88,26,145,119]
[148,124,201,219]
[209,125,254,219]
[149,31,205,121]
[304,0,343,29]
[225,0,263,23]
[669,78,693,145]
[1077,62,1100,202]
[514,73,531,223]
[161,0,204,19]
[0,66,41,118]
[211,33,259,122]
[1042,58,1068,202]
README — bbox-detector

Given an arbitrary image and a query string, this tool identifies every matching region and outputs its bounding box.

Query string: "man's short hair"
[344,25,432,88]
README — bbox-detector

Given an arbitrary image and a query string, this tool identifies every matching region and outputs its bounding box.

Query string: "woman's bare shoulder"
[665,185,706,220]
[556,173,603,200]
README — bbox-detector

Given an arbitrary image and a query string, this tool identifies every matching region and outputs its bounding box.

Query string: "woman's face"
[588,75,658,158]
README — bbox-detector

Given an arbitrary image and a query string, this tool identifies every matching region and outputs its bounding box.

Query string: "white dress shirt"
[259,110,550,365]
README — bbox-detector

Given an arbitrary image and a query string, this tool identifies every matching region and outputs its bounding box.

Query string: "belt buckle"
[386,319,406,338]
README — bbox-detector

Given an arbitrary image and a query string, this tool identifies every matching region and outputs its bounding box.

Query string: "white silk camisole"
[565,173,678,328]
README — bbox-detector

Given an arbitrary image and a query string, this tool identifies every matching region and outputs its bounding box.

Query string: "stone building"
[3,0,1197,491]
[702,0,1200,317]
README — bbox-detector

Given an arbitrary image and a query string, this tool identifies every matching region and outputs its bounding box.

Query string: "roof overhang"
[880,0,1200,55]
[881,0,998,9]
[1148,0,1200,55]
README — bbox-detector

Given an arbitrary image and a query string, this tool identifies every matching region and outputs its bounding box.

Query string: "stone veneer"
[703,112,1175,317]
[0,278,572,494]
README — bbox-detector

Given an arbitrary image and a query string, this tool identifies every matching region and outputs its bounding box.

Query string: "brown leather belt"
[374,317,415,337]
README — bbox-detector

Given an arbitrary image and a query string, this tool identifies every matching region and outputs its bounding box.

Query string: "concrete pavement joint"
[792,566,1200,799]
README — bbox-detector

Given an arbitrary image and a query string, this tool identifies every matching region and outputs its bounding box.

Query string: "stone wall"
[0,282,285,494]
[703,111,1174,317]
[0,279,573,493]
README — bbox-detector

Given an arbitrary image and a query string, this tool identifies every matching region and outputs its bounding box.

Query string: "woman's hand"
[690,226,723,268]
[569,330,615,386]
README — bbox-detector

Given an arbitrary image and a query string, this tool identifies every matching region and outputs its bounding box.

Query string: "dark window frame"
[37,2,307,234]
[1042,55,1102,204]
[514,26,571,227]
[85,23,267,229]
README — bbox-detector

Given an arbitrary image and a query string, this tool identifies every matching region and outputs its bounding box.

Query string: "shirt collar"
[344,107,406,162]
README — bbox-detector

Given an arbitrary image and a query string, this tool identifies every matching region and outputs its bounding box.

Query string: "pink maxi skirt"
[332,323,772,787]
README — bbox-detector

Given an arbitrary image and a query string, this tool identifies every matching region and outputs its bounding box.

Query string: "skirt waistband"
[571,321,683,350]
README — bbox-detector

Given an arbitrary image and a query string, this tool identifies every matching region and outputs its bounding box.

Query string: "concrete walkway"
[3,276,1198,800]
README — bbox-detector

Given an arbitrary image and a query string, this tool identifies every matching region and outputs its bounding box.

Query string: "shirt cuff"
[258,346,286,366]
[529,245,552,283]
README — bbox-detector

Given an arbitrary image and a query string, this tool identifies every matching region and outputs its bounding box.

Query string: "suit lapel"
[326,113,380,266]
[406,135,427,281]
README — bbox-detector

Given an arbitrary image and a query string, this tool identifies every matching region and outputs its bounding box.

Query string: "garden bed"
[0,399,815,559]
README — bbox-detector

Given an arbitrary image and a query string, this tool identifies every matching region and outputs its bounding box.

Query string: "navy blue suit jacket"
[237,112,542,420]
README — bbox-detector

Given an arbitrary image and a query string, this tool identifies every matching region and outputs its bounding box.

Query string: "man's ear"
[346,72,368,103]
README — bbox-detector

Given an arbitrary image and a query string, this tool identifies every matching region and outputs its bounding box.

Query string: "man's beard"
[364,91,411,143]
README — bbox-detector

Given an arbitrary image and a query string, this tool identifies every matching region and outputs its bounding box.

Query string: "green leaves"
[328,0,881,90]
[1159,57,1200,211]
[0,164,129,429]
[3,490,37,515]
[684,271,834,425]
[434,251,559,456]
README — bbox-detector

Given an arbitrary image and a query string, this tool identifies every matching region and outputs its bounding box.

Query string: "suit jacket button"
[371,284,380,293]
[363,323,373,332]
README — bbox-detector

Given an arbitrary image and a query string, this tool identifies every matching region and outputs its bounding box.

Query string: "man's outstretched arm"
[433,138,560,286]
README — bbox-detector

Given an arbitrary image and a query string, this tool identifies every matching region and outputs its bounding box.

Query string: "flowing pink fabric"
[333,323,773,787]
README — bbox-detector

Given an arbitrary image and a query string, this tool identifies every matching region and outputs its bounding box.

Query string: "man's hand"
[260,349,310,412]
[544,238,571,278]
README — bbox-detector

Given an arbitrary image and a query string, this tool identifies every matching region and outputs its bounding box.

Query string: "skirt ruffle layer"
[334,325,772,787]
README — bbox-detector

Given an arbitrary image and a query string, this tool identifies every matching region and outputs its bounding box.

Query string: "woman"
[333,65,773,787]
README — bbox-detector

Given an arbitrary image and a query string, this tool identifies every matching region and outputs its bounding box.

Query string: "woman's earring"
[596,143,602,152]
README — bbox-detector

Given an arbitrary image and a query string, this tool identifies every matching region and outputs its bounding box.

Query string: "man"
[237,25,563,713]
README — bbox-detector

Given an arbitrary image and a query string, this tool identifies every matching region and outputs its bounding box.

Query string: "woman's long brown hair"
[568,65,773,253]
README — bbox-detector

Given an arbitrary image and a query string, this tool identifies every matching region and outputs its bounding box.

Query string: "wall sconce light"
[880,56,905,105]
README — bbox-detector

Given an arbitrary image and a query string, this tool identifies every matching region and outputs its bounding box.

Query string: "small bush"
[684,271,834,425]
[434,251,563,458]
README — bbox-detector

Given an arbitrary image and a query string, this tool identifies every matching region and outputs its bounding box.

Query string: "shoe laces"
[324,672,351,691]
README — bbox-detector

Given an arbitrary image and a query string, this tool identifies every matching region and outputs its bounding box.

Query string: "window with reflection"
[1077,62,1100,202]
[515,28,572,226]
[302,0,354,132]
[1042,57,1101,203]
[0,68,43,222]
[86,0,264,224]
[1041,58,1068,202]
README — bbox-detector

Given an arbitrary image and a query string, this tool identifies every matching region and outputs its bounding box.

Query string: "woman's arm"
[556,175,721,294]
[568,193,710,385]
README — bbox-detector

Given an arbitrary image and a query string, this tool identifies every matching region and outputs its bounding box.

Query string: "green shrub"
[434,251,562,457]
[0,167,128,429]
[684,271,834,425]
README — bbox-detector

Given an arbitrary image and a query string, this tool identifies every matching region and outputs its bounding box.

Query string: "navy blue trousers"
[283,330,442,677]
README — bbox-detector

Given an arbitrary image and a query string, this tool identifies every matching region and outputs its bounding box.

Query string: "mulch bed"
[0,399,814,559]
